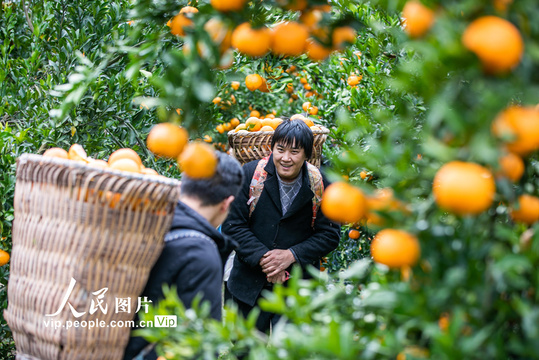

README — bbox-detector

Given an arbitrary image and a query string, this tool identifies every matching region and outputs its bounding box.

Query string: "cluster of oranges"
[43,144,161,176]
[231,113,322,134]
[168,2,357,67]
[146,123,218,179]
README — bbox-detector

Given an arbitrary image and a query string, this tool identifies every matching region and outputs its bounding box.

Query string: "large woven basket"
[4,154,181,360]
[227,126,329,168]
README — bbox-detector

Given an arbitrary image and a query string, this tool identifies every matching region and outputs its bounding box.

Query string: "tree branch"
[21,0,35,34]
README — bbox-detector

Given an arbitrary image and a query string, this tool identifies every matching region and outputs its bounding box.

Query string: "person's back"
[123,151,243,360]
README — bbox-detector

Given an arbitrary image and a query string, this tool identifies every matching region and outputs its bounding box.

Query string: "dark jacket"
[222,155,340,307]
[123,201,236,360]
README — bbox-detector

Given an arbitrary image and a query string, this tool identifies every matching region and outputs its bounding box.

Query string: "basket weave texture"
[4,154,181,360]
[227,126,329,168]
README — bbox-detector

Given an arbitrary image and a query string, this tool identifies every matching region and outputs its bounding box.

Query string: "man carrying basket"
[222,118,340,334]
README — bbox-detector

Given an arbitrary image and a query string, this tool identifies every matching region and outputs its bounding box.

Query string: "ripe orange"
[147,123,189,159]
[110,158,141,173]
[302,118,315,127]
[290,114,306,121]
[231,23,271,57]
[0,249,10,266]
[260,125,274,132]
[141,167,159,176]
[169,7,198,36]
[235,124,247,132]
[499,152,524,182]
[68,144,88,162]
[178,142,218,178]
[349,229,360,239]
[462,16,524,74]
[371,229,420,268]
[258,77,270,92]
[245,74,263,91]
[347,75,362,86]
[271,22,309,56]
[212,96,221,105]
[402,0,436,38]
[43,147,68,159]
[302,101,312,112]
[491,106,539,156]
[250,110,261,118]
[108,148,142,167]
[510,194,539,225]
[305,38,332,61]
[87,159,109,169]
[321,181,367,224]
[332,26,357,50]
[210,0,247,12]
[204,18,232,54]
[246,117,262,131]
[277,0,307,11]
[309,106,319,115]
[230,118,240,127]
[231,81,240,90]
[433,161,495,216]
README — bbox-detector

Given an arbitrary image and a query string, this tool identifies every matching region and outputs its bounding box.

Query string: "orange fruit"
[260,125,274,132]
[433,161,495,216]
[271,118,283,129]
[245,117,262,131]
[271,22,309,56]
[147,123,189,159]
[178,142,217,178]
[349,229,360,239]
[321,182,367,224]
[306,38,332,61]
[210,0,247,12]
[493,0,513,12]
[300,9,324,30]
[302,117,315,127]
[212,96,222,105]
[499,152,524,182]
[68,144,88,162]
[203,134,213,143]
[250,110,261,118]
[332,26,357,50]
[235,124,248,132]
[110,158,141,173]
[43,147,68,159]
[309,106,319,115]
[204,18,232,54]
[462,16,524,74]
[108,148,142,167]
[231,81,240,90]
[290,114,306,121]
[510,194,539,225]
[230,118,240,127]
[302,101,312,112]
[245,74,263,91]
[371,229,420,268]
[141,167,159,176]
[402,0,436,38]
[347,75,362,86]
[277,0,307,11]
[259,77,270,92]
[491,106,539,156]
[216,124,225,134]
[0,249,10,266]
[231,23,271,57]
[169,6,198,36]
[87,159,109,169]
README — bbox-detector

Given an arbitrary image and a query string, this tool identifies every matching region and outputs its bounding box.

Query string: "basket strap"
[164,229,217,251]
[248,156,270,216]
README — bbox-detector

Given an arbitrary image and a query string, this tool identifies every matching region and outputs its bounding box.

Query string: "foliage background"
[2,0,539,359]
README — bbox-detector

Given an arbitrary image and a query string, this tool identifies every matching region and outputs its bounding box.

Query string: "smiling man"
[222,118,340,333]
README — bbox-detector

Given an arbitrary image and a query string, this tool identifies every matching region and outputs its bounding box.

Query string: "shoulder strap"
[248,156,270,217]
[164,229,217,251]
[306,162,324,228]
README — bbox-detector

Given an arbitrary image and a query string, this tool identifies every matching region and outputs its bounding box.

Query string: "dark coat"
[222,154,340,307]
[123,201,236,360]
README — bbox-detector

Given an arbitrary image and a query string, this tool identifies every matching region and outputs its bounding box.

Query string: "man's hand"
[259,249,295,278]
[266,270,287,284]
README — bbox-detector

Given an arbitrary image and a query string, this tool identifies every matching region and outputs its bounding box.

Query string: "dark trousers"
[231,294,281,334]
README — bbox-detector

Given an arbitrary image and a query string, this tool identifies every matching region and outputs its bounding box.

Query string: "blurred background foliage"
[2,0,539,358]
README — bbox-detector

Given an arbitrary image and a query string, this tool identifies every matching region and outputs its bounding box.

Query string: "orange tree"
[127,0,539,359]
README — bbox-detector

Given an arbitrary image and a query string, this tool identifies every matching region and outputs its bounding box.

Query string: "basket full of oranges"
[227,113,329,168]
[5,145,181,360]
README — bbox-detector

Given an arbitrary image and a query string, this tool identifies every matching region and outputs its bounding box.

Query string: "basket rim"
[18,153,181,187]
[227,125,330,138]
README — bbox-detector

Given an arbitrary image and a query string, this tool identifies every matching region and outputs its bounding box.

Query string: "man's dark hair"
[181,151,244,206]
[271,118,314,159]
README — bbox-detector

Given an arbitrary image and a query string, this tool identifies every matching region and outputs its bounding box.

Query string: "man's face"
[272,140,307,182]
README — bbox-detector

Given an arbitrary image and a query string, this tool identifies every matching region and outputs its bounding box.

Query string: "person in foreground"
[123,151,244,360]
[222,118,340,333]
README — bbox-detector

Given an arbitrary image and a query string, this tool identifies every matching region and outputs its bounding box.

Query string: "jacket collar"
[263,154,314,219]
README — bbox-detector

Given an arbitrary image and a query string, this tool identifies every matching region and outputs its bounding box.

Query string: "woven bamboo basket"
[4,154,181,360]
[227,126,329,168]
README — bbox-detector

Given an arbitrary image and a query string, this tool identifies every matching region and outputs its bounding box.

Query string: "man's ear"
[221,195,235,213]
